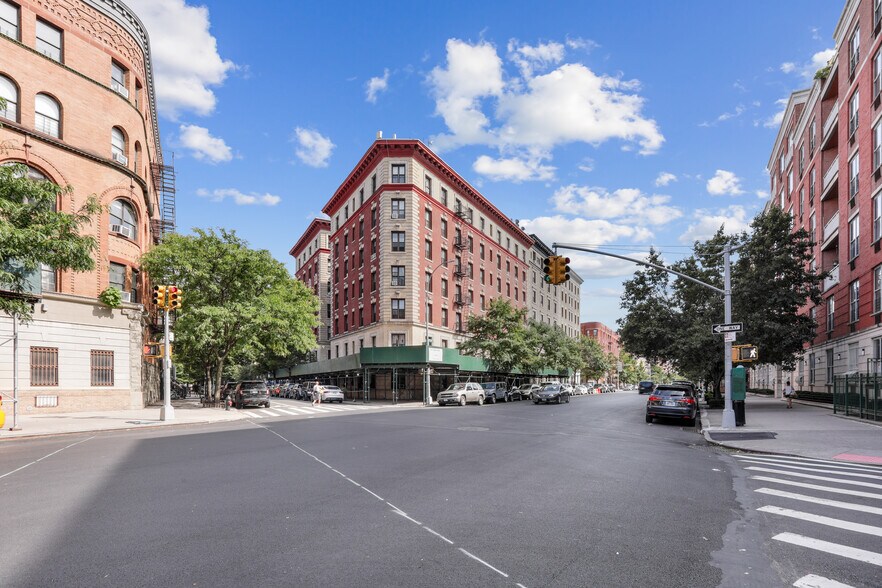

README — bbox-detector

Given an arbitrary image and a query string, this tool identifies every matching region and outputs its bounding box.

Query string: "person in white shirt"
[783,380,795,409]
[312,381,322,406]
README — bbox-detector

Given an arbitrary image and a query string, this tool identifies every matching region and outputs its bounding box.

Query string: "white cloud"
[178,124,232,163]
[679,205,750,244]
[755,189,769,198]
[578,157,595,173]
[293,128,335,167]
[700,104,746,127]
[654,172,677,187]
[473,154,555,182]
[706,170,744,196]
[507,39,566,79]
[365,69,390,103]
[427,38,663,157]
[779,48,835,80]
[763,98,789,128]
[551,184,682,225]
[197,188,281,206]
[127,0,235,119]
[780,62,796,73]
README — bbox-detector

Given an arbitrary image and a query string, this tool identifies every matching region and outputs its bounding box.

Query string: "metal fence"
[833,372,881,421]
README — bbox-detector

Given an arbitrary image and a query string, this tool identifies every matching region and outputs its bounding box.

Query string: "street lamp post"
[424,259,451,406]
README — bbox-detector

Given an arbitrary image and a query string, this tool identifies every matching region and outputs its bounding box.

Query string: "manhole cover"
[708,432,777,441]
[457,426,489,432]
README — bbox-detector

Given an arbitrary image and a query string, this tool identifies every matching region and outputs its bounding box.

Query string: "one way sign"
[712,322,743,334]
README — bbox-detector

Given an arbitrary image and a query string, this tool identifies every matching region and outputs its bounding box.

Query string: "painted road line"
[0,436,95,480]
[736,453,882,469]
[751,476,882,500]
[833,454,882,466]
[244,412,263,418]
[392,509,422,526]
[736,455,882,474]
[756,487,882,516]
[458,548,509,578]
[758,505,882,537]
[423,526,454,545]
[738,460,882,481]
[744,467,882,490]
[792,573,855,587]
[773,532,882,566]
[259,410,281,417]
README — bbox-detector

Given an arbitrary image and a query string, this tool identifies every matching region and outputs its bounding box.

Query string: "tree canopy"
[139,228,319,397]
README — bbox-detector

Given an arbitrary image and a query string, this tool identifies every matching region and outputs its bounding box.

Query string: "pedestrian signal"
[732,345,758,362]
[143,342,163,358]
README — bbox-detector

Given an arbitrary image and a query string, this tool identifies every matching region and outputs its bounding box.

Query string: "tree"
[617,248,677,366]
[458,298,530,374]
[139,228,319,398]
[618,352,646,384]
[0,163,101,319]
[578,337,611,380]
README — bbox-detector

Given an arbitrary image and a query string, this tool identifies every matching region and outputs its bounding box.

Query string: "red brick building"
[580,321,620,358]
[762,0,882,392]
[290,219,331,361]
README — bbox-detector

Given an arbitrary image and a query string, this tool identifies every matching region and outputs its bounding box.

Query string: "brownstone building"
[0,0,169,411]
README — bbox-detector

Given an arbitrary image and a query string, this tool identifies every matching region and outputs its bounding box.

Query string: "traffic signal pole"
[553,243,738,429]
[160,305,175,421]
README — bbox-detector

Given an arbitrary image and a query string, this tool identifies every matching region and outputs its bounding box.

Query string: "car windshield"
[655,387,690,397]
[241,382,266,391]
[541,384,560,391]
[639,381,653,387]
[448,383,467,391]
[480,383,498,389]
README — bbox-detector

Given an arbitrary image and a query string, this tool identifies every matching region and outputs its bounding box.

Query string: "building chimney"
[376,131,383,139]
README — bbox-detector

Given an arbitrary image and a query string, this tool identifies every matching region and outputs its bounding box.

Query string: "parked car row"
[437,380,615,406]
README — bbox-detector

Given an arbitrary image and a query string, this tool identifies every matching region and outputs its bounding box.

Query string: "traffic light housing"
[143,342,163,358]
[732,345,758,362]
[559,256,571,284]
[167,285,182,310]
[543,257,554,283]
[152,285,166,308]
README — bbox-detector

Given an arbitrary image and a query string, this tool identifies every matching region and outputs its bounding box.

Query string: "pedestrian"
[313,381,322,406]
[783,380,795,409]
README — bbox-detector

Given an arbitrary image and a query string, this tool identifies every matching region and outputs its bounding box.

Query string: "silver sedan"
[320,386,345,403]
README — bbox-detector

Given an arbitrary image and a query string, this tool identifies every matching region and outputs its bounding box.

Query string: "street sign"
[712,322,743,334]
[724,332,736,342]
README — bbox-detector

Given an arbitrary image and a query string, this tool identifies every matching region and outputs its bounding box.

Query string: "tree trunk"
[214,357,225,401]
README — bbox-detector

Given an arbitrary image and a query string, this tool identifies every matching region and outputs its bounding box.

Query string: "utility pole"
[160,305,174,421]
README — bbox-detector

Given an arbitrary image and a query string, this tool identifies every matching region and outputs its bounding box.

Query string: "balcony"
[821,155,839,201]
[453,236,467,250]
[454,293,473,306]
[821,211,840,251]
[454,205,473,223]
[453,264,472,279]
[823,264,840,293]
[822,99,839,147]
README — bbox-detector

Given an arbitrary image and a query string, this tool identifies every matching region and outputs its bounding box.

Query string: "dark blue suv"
[638,381,655,395]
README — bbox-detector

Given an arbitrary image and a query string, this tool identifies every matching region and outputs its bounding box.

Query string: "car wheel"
[566,395,570,403]
[686,417,696,427]
[645,415,653,423]
[265,402,271,408]
[477,395,484,406]
[533,400,539,404]
[489,395,496,404]
[459,395,466,406]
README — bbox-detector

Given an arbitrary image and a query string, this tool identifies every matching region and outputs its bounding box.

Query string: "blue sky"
[128,0,844,328]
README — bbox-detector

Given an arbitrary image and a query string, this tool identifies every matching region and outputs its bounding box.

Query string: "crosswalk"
[735,453,882,587]
[236,402,392,419]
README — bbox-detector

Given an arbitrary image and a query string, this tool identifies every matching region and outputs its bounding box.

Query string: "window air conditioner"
[120,291,132,302]
[111,224,133,239]
[111,80,130,99]
[112,151,129,165]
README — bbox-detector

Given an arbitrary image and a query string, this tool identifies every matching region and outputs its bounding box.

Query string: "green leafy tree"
[618,351,646,384]
[0,163,101,319]
[617,248,677,366]
[139,228,319,398]
[579,337,611,380]
[459,298,530,374]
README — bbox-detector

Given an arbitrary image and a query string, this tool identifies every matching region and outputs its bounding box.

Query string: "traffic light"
[143,342,163,358]
[732,345,758,362]
[152,285,167,308]
[559,256,571,284]
[167,285,182,310]
[543,257,554,283]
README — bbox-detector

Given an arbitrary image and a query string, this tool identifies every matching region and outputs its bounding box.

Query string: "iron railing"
[833,371,881,421]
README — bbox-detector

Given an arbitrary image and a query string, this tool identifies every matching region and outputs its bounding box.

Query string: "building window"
[391,333,406,347]
[371,206,377,228]
[799,145,804,176]
[874,192,882,242]
[391,164,406,183]
[875,49,882,99]
[111,127,127,165]
[109,262,125,292]
[875,266,882,314]
[391,298,405,319]
[826,348,835,384]
[440,218,447,239]
[441,247,447,263]
[30,346,58,386]
[371,237,377,256]
[441,278,448,298]
[111,61,128,98]
[371,302,377,322]
[391,265,405,286]
[850,26,860,76]
[36,19,62,62]
[810,118,816,154]
[41,263,56,293]
[850,280,861,323]
[809,168,816,205]
[849,91,859,137]
[809,352,816,384]
[0,74,18,121]
[359,219,364,238]
[849,214,860,260]
[90,350,114,386]
[425,208,432,229]
[0,0,18,39]
[425,272,433,293]
[391,231,405,252]
[850,153,859,201]
[391,198,405,219]
[827,296,835,332]
[425,239,432,259]
[427,303,433,324]
[441,307,448,327]
[371,271,377,292]
[810,213,817,245]
[441,187,448,207]
[34,93,60,138]
[424,175,432,195]
[799,188,804,218]
[371,174,377,194]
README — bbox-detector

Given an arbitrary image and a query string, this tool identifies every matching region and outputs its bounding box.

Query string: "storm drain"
[708,431,777,441]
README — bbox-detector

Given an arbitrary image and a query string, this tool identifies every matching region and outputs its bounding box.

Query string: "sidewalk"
[0,398,424,441]
[700,393,882,465]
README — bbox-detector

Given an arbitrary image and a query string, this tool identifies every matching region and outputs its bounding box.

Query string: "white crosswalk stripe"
[236,402,395,420]
[735,453,882,583]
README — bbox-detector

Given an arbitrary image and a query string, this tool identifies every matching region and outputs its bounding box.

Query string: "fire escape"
[151,156,176,243]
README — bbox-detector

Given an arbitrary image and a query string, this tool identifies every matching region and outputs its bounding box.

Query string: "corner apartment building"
[0,0,168,411]
[762,0,882,392]
[580,321,620,358]
[527,235,582,338]
[290,218,331,362]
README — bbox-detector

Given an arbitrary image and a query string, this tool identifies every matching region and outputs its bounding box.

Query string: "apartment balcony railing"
[822,155,839,199]
[822,210,841,243]
[823,264,840,293]
[453,236,467,250]
[454,205,473,223]
[823,99,840,140]
[453,265,472,278]
[454,294,473,306]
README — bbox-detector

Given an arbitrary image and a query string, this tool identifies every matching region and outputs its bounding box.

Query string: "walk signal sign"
[732,345,758,363]
[144,342,164,358]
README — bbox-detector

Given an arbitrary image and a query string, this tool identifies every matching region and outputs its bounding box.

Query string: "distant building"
[762,0,882,393]
[0,0,169,412]
[290,219,332,362]
[581,322,620,358]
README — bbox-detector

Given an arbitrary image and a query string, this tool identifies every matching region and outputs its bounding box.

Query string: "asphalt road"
[1,392,876,587]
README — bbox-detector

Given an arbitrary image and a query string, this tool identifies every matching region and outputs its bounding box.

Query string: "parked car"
[437,382,485,406]
[574,384,589,395]
[480,382,509,403]
[235,380,270,409]
[533,383,569,404]
[638,380,655,395]
[511,384,539,401]
[320,385,345,403]
[645,384,697,426]
[561,383,574,395]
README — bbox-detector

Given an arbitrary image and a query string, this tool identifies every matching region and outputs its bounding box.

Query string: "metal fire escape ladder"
[151,155,176,241]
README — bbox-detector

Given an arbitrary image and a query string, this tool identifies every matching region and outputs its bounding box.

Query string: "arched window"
[109,199,137,240]
[0,74,17,121]
[1,162,56,292]
[34,93,60,137]
[111,126,127,165]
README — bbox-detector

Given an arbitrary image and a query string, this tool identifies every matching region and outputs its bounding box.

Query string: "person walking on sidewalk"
[312,381,322,406]
[783,380,795,409]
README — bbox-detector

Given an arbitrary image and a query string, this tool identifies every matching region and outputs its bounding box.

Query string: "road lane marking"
[259,410,281,417]
[423,526,454,544]
[736,455,882,474]
[756,487,882,515]
[271,408,300,415]
[739,460,882,481]
[0,436,95,480]
[393,509,422,526]
[793,573,855,587]
[773,532,882,566]
[347,478,361,488]
[758,506,882,537]
[458,548,509,578]
[745,467,882,490]
[361,486,384,501]
[750,476,882,500]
